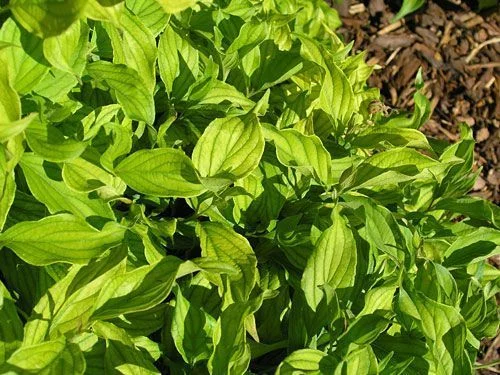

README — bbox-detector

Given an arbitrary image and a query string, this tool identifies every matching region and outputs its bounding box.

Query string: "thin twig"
[466,62,500,70]
[465,37,500,63]
[378,20,404,35]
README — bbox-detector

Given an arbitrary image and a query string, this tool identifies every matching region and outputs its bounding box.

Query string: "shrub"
[0,0,498,374]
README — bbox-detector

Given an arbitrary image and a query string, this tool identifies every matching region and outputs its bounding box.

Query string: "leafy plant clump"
[0,0,499,373]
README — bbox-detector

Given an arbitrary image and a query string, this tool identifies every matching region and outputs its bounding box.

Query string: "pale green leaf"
[352,127,431,150]
[171,286,214,365]
[20,153,114,219]
[6,337,85,374]
[92,256,182,319]
[9,0,88,38]
[392,0,426,22]
[192,114,265,185]
[0,19,49,94]
[0,113,37,144]
[0,281,23,362]
[0,171,15,232]
[263,124,332,185]
[92,321,160,374]
[155,0,197,13]
[126,0,170,36]
[102,8,157,91]
[302,209,357,311]
[276,349,336,374]
[209,299,262,374]
[413,293,471,374]
[443,228,500,267]
[63,157,126,196]
[100,122,133,171]
[87,61,155,124]
[20,153,115,219]
[115,148,206,197]
[0,213,125,265]
[0,55,20,124]
[25,117,87,162]
[197,222,258,302]
[43,20,89,77]
[158,24,199,95]
[319,60,355,127]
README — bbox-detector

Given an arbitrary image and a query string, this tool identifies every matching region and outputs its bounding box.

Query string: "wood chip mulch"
[331,0,500,204]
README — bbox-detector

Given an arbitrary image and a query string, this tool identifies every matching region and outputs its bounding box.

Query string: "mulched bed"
[331,0,499,204]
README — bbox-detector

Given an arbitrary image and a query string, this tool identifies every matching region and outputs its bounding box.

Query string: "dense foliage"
[0,0,499,373]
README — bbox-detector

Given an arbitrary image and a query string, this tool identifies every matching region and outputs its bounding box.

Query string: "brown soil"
[331,0,500,204]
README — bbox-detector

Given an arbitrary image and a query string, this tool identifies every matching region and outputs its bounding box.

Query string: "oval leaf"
[192,114,265,185]
[0,214,125,265]
[302,210,357,311]
[115,148,206,197]
[86,61,155,124]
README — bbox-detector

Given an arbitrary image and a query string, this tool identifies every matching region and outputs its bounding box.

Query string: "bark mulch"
[331,0,500,204]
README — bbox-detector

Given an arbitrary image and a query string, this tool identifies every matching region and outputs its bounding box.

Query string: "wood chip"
[377,20,404,35]
[464,15,484,29]
[476,127,490,143]
[415,27,440,46]
[373,34,416,49]
[439,21,454,47]
[349,3,366,15]
[473,176,487,191]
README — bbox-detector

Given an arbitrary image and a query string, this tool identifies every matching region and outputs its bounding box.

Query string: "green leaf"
[20,153,115,219]
[351,126,431,150]
[341,148,439,191]
[87,61,155,124]
[63,157,126,196]
[43,20,89,77]
[92,256,182,319]
[100,122,133,171]
[158,23,199,96]
[126,0,170,36]
[92,321,160,374]
[5,337,85,374]
[0,281,24,363]
[0,213,125,265]
[192,114,264,186]
[302,209,357,311]
[443,228,500,267]
[171,286,214,365]
[0,171,16,232]
[336,346,378,375]
[0,113,37,144]
[155,0,197,13]
[0,19,49,94]
[9,0,88,38]
[434,197,500,229]
[412,292,472,374]
[392,0,426,22]
[0,55,20,124]
[208,299,262,374]
[319,60,355,127]
[188,79,255,110]
[102,8,157,91]
[263,125,332,185]
[25,117,87,162]
[197,222,258,303]
[115,148,206,197]
[276,349,337,374]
